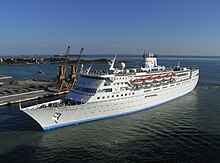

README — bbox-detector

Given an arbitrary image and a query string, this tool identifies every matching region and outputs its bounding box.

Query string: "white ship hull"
[21,71,199,131]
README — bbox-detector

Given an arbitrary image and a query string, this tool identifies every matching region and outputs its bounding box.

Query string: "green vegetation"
[48,58,111,64]
[0,57,131,65]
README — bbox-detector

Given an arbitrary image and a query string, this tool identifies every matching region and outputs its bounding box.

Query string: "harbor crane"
[57,46,70,92]
[68,48,84,90]
[57,46,84,92]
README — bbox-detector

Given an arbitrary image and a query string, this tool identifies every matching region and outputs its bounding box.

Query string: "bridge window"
[73,86,97,93]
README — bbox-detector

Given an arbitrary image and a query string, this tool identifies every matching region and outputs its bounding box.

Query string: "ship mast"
[109,53,117,72]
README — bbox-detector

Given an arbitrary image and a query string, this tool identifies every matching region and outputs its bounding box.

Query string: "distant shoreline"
[0,54,220,58]
[0,57,130,65]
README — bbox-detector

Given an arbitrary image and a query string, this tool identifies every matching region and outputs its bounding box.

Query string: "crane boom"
[56,46,70,92]
[64,46,71,73]
[75,48,84,73]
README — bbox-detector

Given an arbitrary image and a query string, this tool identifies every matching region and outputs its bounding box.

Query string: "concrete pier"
[0,90,67,106]
[0,78,67,107]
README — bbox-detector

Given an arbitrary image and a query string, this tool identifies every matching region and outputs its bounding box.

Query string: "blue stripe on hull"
[43,91,192,131]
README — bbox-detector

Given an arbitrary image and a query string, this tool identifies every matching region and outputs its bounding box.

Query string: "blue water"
[0,55,220,162]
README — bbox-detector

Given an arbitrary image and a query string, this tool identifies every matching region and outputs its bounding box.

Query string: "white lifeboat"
[171,73,176,78]
[164,74,171,80]
[144,76,153,82]
[154,76,163,81]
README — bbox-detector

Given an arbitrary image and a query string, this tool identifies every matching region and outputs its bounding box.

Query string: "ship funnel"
[143,52,158,69]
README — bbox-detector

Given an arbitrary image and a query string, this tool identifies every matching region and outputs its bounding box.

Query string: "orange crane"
[64,46,71,73]
[68,48,84,90]
[75,48,84,73]
[57,46,71,92]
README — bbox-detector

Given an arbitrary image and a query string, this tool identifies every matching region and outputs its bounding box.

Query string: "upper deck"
[65,53,199,104]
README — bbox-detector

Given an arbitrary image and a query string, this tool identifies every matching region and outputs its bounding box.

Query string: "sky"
[0,0,220,55]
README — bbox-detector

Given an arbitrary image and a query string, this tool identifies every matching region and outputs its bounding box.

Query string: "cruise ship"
[20,53,199,131]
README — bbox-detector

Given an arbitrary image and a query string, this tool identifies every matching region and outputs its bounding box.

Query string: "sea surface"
[0,55,220,162]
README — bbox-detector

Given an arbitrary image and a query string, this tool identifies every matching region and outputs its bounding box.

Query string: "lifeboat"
[133,79,143,84]
[144,76,153,82]
[154,76,163,81]
[164,74,171,79]
[171,74,176,78]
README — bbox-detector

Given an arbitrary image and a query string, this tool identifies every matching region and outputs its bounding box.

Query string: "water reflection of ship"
[194,85,220,132]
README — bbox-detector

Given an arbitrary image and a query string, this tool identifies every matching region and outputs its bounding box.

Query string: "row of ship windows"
[70,86,187,111]
[74,86,130,94]
[75,79,189,94]
[146,81,191,95]
[97,92,135,99]
[104,82,128,86]
[71,87,176,112]
[84,89,185,114]
[84,86,186,114]
[66,84,191,112]
[176,73,188,77]
[66,82,193,112]
[97,81,187,100]
[74,86,97,93]
[74,87,116,93]
[97,88,112,93]
[112,77,129,80]
[84,105,138,114]
[143,83,178,92]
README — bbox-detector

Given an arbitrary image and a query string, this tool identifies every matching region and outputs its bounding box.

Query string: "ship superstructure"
[20,53,199,131]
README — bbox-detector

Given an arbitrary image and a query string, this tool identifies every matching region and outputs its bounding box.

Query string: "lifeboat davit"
[133,79,143,84]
